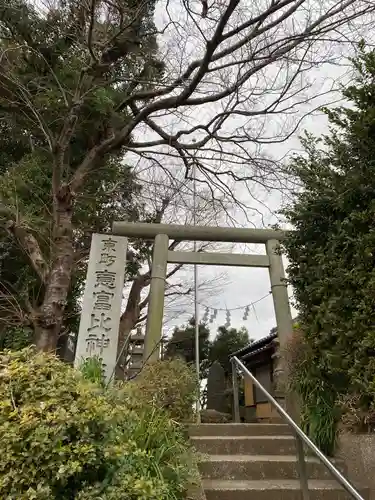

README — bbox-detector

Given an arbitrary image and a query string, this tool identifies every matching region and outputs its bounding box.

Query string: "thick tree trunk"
[115,313,135,379]
[118,307,139,354]
[117,274,149,354]
[33,189,74,353]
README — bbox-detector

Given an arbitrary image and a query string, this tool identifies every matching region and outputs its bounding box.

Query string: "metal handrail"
[231,356,364,500]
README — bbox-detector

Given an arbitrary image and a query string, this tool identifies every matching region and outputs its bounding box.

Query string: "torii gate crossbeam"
[112,222,293,395]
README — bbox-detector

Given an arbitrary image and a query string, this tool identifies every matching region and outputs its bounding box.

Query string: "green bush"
[339,393,375,433]
[79,355,106,388]
[104,406,199,500]
[0,326,33,351]
[282,48,375,448]
[76,405,199,500]
[284,328,340,456]
[123,358,199,422]
[0,348,197,499]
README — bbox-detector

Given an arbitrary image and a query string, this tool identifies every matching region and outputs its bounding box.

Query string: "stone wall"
[336,434,375,499]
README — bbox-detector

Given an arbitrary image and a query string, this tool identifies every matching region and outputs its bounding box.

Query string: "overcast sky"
[188,110,334,342]
[157,78,336,343]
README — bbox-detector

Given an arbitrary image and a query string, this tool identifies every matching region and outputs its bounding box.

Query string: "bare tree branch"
[63,0,375,198]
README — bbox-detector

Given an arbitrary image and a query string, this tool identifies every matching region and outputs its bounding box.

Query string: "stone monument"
[206,361,227,413]
[74,233,127,382]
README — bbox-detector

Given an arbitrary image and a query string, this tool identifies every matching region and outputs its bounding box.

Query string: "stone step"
[191,435,297,456]
[199,454,346,481]
[189,423,291,437]
[202,479,369,500]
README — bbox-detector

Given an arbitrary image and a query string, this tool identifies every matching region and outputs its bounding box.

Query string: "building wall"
[254,363,273,403]
[243,357,276,421]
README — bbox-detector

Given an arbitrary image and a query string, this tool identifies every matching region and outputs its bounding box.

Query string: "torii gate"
[74,222,293,388]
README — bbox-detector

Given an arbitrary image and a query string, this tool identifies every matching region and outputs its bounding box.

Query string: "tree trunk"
[118,308,139,354]
[115,313,135,379]
[33,189,74,353]
[117,275,148,353]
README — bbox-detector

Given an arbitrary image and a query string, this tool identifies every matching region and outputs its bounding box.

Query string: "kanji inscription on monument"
[74,233,127,382]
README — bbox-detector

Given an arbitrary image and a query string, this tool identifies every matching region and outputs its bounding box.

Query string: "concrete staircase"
[189,423,369,500]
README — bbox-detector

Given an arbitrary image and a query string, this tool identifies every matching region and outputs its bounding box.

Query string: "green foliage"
[79,355,106,388]
[339,393,375,433]
[0,326,33,351]
[0,348,126,498]
[164,317,211,367]
[0,0,164,349]
[164,318,251,379]
[0,348,197,499]
[283,47,375,447]
[0,145,142,346]
[98,406,199,500]
[0,122,30,176]
[285,330,339,455]
[209,325,250,376]
[122,358,199,423]
[75,401,197,500]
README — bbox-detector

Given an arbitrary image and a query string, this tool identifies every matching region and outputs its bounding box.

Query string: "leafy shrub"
[0,347,125,498]
[0,326,33,351]
[0,348,197,499]
[282,48,375,447]
[339,393,375,434]
[76,406,199,500]
[79,355,106,388]
[113,407,199,499]
[284,328,340,456]
[123,358,199,422]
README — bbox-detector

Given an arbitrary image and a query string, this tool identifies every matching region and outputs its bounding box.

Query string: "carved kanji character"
[85,334,110,355]
[88,312,111,332]
[93,290,114,311]
[101,237,117,252]
[99,253,116,266]
[95,270,116,289]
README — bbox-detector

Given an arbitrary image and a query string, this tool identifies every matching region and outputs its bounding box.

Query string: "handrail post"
[295,434,310,500]
[232,356,364,500]
[231,358,240,423]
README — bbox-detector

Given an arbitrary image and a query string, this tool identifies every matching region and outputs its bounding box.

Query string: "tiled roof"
[230,316,299,359]
[231,330,277,358]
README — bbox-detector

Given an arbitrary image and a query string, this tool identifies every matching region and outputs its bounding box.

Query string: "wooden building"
[232,328,280,422]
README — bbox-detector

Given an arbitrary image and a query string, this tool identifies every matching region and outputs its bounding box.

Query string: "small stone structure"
[206,361,227,413]
[124,328,145,380]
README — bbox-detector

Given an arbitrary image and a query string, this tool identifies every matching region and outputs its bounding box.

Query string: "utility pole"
[193,163,201,423]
